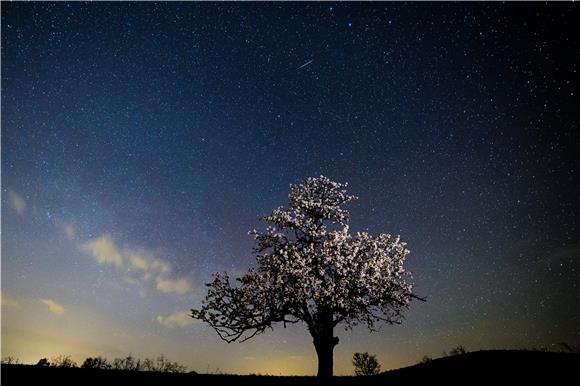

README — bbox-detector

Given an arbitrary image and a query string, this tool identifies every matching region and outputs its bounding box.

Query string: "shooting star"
[297,59,314,70]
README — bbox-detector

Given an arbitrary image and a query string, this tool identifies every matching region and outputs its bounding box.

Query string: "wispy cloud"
[1,292,20,308]
[128,254,170,278]
[157,311,193,328]
[149,259,171,275]
[81,235,124,269]
[129,253,149,271]
[80,234,192,296]
[156,277,190,295]
[41,299,65,315]
[8,190,27,216]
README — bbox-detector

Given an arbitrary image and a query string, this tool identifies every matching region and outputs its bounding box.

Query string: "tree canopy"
[192,176,420,377]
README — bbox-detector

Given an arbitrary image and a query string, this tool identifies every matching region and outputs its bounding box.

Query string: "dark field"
[1,350,578,385]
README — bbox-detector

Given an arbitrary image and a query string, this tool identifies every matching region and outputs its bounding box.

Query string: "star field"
[1,2,578,375]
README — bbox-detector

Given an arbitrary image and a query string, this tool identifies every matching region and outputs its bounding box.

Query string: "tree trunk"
[314,336,338,378]
[311,311,339,378]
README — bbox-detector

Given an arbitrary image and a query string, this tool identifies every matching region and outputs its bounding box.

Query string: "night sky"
[1,2,578,375]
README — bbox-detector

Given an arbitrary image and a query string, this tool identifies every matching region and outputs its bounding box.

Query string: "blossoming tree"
[192,176,420,378]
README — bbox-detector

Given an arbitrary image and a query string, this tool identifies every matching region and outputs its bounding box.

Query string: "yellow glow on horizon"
[232,355,316,376]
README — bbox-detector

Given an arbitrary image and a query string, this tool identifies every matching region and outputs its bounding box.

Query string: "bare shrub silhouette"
[80,354,186,373]
[112,355,142,371]
[81,356,111,369]
[152,355,187,373]
[50,355,77,368]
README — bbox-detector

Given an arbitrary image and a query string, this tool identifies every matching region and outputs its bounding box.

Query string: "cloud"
[156,277,191,295]
[141,259,169,281]
[81,235,123,269]
[129,253,149,271]
[80,234,193,296]
[157,311,193,328]
[41,299,65,315]
[1,292,20,308]
[150,259,170,275]
[128,253,172,284]
[8,190,27,216]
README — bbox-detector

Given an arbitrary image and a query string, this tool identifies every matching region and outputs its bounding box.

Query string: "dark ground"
[1,350,578,385]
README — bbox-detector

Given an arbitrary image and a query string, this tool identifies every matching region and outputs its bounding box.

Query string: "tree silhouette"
[352,352,381,376]
[192,176,421,378]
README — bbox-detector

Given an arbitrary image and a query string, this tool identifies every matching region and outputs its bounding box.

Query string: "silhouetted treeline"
[82,354,186,373]
[2,354,186,373]
[2,349,580,386]
[2,345,579,386]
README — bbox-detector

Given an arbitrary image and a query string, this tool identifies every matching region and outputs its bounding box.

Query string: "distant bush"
[419,355,433,364]
[141,358,155,372]
[81,356,111,369]
[149,355,187,373]
[50,355,77,368]
[1,356,20,365]
[112,355,142,371]
[528,343,580,353]
[558,342,580,353]
[448,345,467,356]
[36,358,50,366]
[352,352,381,376]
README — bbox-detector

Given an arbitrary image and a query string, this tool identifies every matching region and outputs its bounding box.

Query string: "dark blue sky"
[2,2,578,374]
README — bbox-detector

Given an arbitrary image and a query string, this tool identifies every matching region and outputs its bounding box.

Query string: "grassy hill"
[1,350,578,385]
[379,350,579,384]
